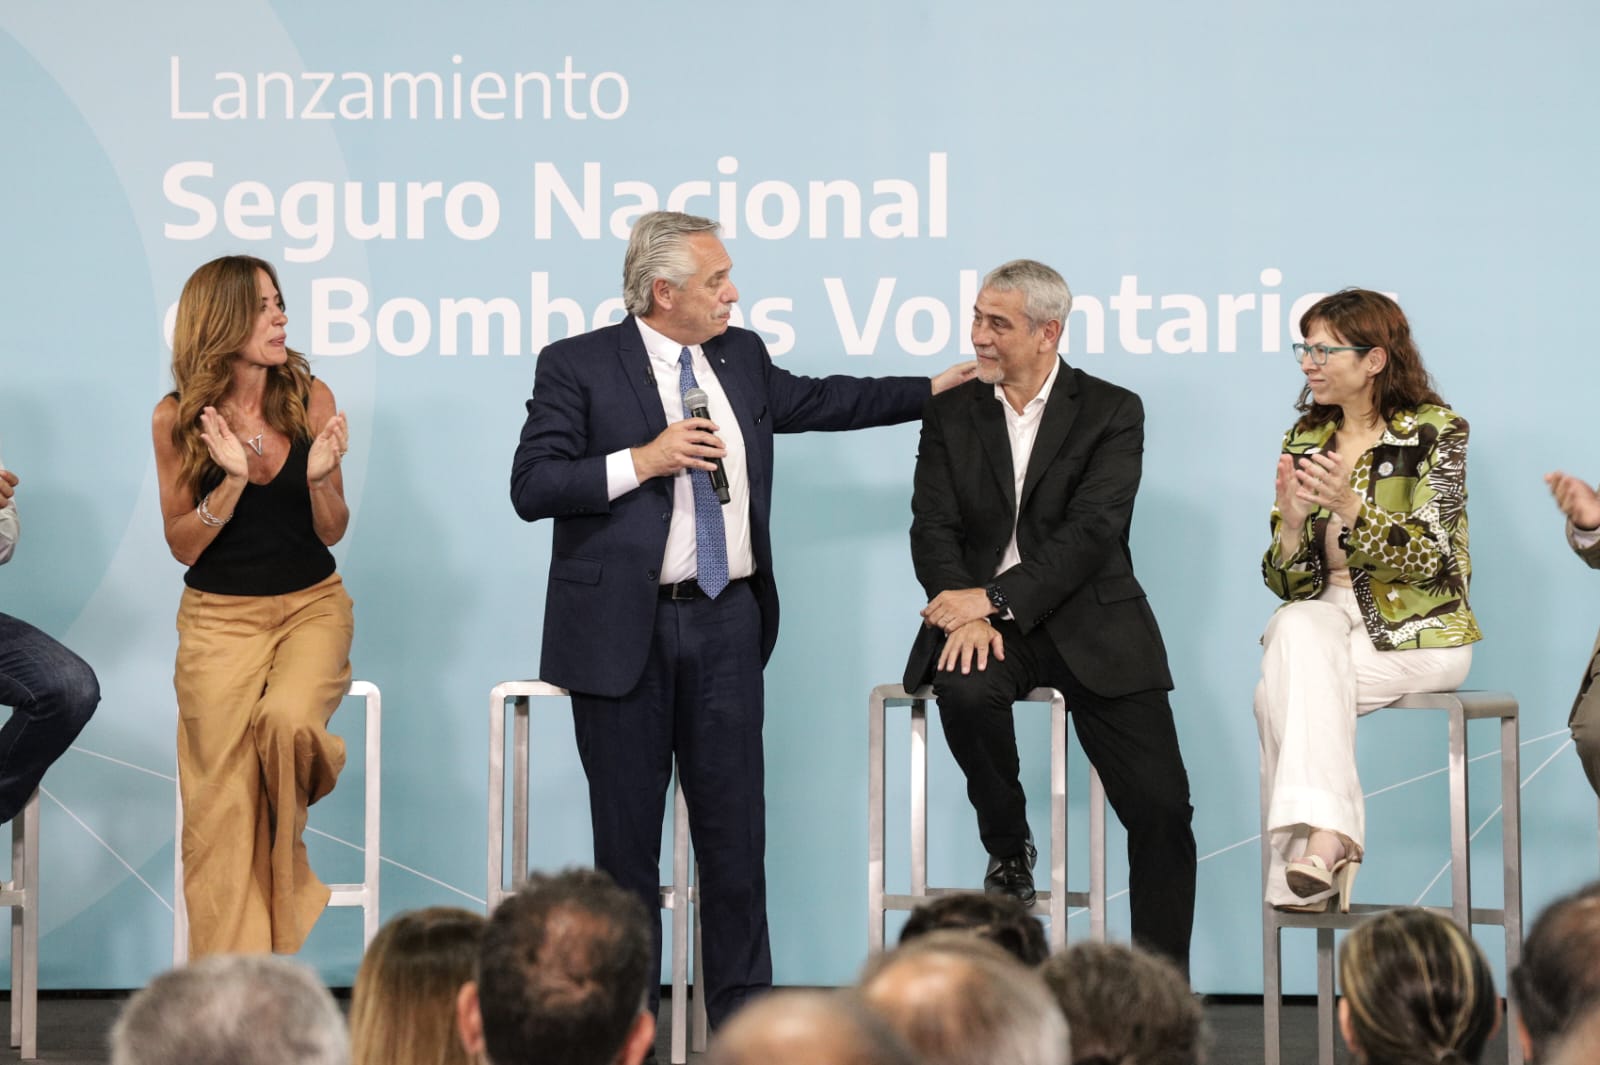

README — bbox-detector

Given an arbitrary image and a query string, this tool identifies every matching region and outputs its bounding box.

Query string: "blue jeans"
[0,612,99,822]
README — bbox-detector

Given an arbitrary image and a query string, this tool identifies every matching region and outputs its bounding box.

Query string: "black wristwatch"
[985,583,1009,616]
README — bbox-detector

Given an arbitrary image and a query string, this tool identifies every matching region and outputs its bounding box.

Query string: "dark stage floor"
[0,991,1511,1064]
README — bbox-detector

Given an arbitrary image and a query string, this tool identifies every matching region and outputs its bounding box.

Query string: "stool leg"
[910,700,928,899]
[1260,743,1278,1065]
[19,792,35,1060]
[868,687,888,952]
[1317,926,1335,1065]
[1263,914,1281,1065]
[669,769,689,1065]
[1090,768,1106,943]
[1448,707,1470,930]
[1049,693,1067,950]
[512,697,531,893]
[487,687,508,912]
[360,684,382,946]
[9,802,20,1052]
[1503,712,1525,1065]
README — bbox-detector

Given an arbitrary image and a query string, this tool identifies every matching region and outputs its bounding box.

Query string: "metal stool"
[1261,690,1524,1065]
[0,791,39,1058]
[488,681,706,1063]
[174,679,382,962]
[868,683,1107,952]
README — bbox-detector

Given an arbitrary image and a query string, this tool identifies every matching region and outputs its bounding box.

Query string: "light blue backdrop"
[1,0,1596,993]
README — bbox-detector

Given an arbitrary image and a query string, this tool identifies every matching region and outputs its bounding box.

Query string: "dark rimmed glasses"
[1292,342,1373,366]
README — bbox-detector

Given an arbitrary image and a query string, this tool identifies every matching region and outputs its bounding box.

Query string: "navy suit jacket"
[907,359,1173,698]
[512,317,931,698]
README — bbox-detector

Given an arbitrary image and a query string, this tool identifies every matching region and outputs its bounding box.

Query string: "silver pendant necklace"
[245,433,264,456]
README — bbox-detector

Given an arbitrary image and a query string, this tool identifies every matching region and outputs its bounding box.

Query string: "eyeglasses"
[1292,342,1374,366]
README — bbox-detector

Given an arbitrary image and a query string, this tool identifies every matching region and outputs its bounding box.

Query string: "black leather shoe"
[984,832,1038,905]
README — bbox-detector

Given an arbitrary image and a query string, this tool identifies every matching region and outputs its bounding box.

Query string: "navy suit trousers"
[571,580,770,1029]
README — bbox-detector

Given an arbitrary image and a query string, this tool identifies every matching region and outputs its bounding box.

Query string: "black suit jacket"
[511,317,930,698]
[906,359,1172,698]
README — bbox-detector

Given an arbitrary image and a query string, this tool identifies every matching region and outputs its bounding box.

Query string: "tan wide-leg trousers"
[174,572,353,956]
[1253,583,1471,906]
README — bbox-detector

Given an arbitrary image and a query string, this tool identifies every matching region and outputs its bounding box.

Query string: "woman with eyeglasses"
[1255,289,1479,912]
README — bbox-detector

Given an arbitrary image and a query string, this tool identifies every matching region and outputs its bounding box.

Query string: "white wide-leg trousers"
[1254,583,1471,905]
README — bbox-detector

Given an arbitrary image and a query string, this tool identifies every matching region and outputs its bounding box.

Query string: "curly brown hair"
[1294,288,1446,433]
[168,255,313,498]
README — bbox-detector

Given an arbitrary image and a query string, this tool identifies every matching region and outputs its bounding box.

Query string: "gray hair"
[622,211,721,316]
[110,955,348,1065]
[982,259,1073,334]
[1041,942,1206,1065]
[859,933,1070,1065]
[708,989,919,1065]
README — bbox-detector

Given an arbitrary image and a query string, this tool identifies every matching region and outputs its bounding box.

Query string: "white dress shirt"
[994,359,1061,579]
[602,319,754,585]
[0,448,15,567]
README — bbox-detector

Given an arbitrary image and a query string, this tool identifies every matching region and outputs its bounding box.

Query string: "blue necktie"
[678,348,729,599]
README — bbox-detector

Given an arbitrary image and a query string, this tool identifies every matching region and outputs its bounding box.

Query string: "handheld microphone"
[682,387,731,505]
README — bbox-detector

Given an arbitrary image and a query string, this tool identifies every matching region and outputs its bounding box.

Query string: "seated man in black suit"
[905,259,1196,974]
[1545,469,1600,798]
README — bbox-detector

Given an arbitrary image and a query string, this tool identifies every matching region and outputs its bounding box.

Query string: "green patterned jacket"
[1262,403,1482,651]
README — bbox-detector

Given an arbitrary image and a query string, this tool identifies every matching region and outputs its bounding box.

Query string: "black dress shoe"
[984,833,1038,905]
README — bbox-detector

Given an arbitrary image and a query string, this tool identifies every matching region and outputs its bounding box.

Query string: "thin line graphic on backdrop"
[61,744,487,908]
[1058,728,1569,919]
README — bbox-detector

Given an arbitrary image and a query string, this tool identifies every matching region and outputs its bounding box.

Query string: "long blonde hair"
[349,907,487,1065]
[169,255,313,498]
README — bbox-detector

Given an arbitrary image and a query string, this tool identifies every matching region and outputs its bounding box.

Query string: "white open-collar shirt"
[604,318,754,585]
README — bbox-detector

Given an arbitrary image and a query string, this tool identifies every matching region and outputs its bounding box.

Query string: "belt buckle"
[666,580,698,601]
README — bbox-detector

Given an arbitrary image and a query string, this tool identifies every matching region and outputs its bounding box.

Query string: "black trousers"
[571,580,771,1030]
[933,617,1196,973]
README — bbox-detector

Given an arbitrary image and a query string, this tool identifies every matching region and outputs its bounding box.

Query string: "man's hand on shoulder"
[931,360,979,395]
[922,587,993,632]
[631,418,725,482]
[0,469,17,508]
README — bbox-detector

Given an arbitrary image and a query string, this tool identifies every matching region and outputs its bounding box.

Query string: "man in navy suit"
[511,211,973,1030]
[905,259,1195,974]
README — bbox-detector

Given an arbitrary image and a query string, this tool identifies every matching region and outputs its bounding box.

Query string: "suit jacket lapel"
[618,317,669,437]
[970,385,1015,513]
[1020,359,1078,512]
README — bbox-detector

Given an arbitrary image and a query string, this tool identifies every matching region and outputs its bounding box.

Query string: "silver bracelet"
[196,492,230,527]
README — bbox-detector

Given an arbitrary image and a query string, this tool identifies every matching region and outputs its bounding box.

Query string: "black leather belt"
[659,578,744,600]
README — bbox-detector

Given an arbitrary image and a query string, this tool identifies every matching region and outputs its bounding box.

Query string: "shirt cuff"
[605,449,641,502]
[1571,520,1600,550]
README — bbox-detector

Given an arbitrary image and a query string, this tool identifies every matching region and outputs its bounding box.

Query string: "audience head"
[1511,880,1600,1062]
[1546,1000,1600,1065]
[457,867,654,1065]
[1040,941,1205,1065]
[859,931,1070,1065]
[1337,908,1499,1065]
[1294,288,1444,428]
[707,989,919,1065]
[350,906,486,1065]
[109,954,347,1065]
[900,891,1049,965]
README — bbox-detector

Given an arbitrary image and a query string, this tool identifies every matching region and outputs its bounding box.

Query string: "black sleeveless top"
[184,436,337,596]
